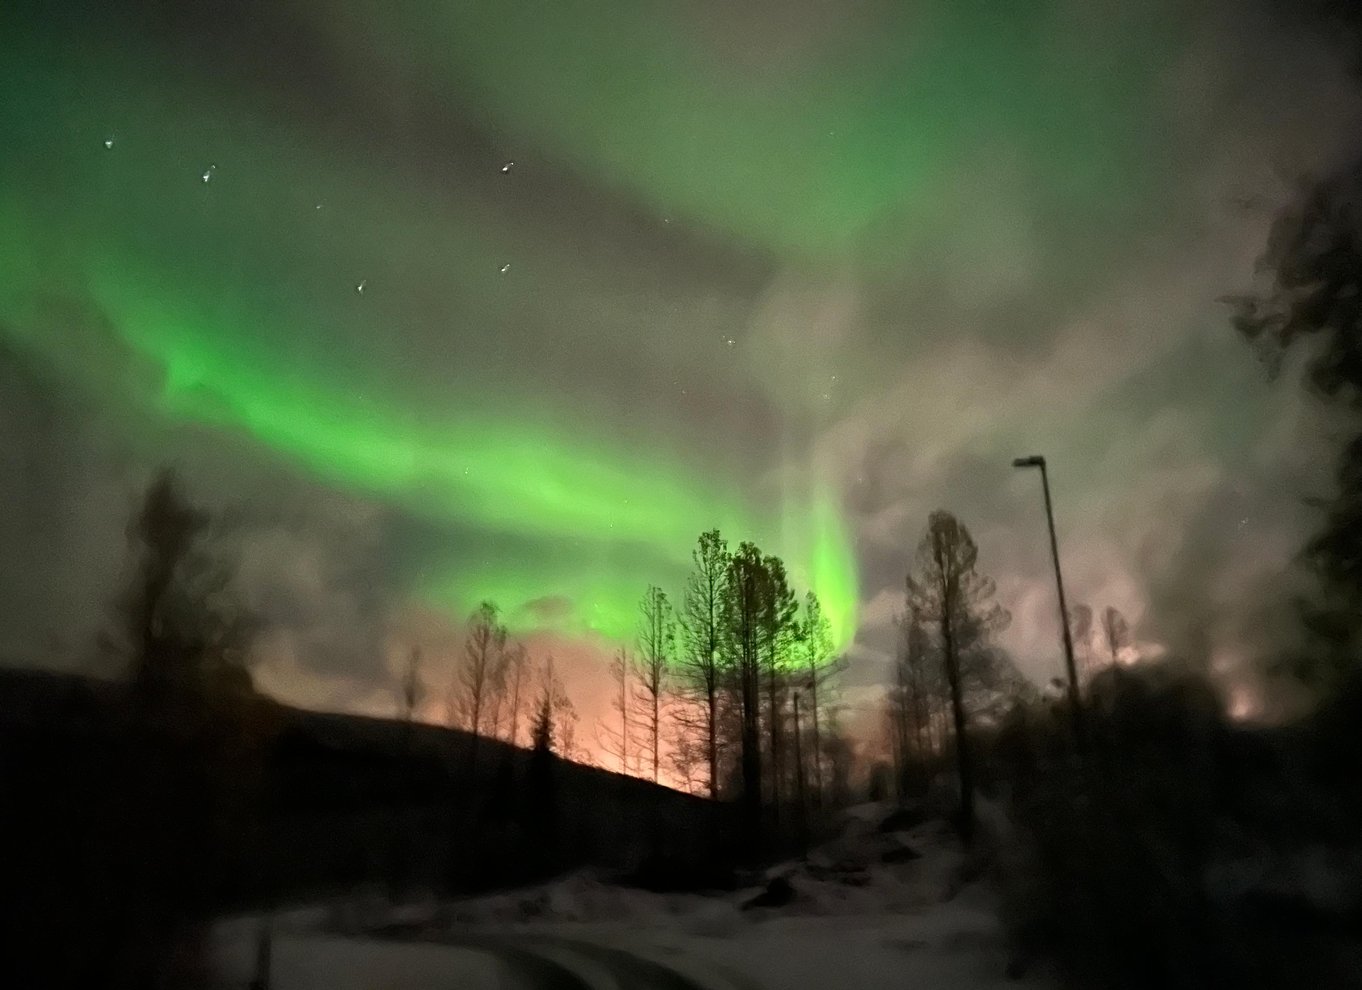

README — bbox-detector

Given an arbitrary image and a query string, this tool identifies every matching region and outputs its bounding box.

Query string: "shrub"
[992,662,1362,989]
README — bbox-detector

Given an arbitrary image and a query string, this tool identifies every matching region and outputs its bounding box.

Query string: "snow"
[210,930,512,989]
[210,803,1055,989]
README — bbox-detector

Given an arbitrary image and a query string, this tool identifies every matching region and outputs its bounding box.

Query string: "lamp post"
[1012,455,1084,744]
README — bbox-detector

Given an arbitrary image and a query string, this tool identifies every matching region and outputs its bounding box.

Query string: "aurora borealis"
[2,0,868,659]
[3,0,1360,722]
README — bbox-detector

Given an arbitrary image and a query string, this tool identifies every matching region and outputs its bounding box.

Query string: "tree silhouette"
[114,468,255,702]
[759,552,797,829]
[530,692,553,754]
[1227,163,1362,692]
[907,511,1009,840]
[448,601,507,770]
[725,542,767,852]
[1101,606,1129,667]
[400,645,422,723]
[799,591,841,807]
[86,469,264,986]
[535,655,579,761]
[525,689,557,869]
[1070,604,1094,682]
[678,530,730,797]
[497,642,530,746]
[596,648,638,775]
[886,603,942,794]
[634,585,675,782]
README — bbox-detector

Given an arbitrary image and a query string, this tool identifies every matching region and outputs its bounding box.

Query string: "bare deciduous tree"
[886,604,941,795]
[907,510,1009,840]
[725,542,767,850]
[596,648,639,774]
[1102,606,1130,667]
[499,642,529,746]
[799,591,842,807]
[635,585,675,782]
[759,554,797,828]
[678,529,729,797]
[448,601,507,770]
[1070,604,1094,683]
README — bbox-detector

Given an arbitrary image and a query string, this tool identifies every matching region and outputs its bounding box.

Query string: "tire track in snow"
[372,925,757,990]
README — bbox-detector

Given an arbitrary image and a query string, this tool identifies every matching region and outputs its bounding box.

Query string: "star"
[201,163,217,183]
[356,280,366,294]
[500,161,514,173]
[103,136,114,149]
[500,263,511,273]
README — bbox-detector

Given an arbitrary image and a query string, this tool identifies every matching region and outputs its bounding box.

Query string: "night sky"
[3,0,1359,726]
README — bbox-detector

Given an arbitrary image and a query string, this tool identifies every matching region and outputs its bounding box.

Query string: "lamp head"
[1012,455,1044,468]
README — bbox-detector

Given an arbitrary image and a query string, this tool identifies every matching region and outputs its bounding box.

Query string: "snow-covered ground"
[210,804,1055,989]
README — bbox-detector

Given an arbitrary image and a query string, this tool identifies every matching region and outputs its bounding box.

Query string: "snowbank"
[210,803,1053,989]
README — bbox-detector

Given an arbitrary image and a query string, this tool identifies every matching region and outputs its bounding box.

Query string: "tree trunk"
[766,643,781,834]
[793,692,807,852]
[651,690,660,783]
[509,668,522,748]
[469,692,482,775]
[741,656,762,858]
[940,618,973,841]
[706,683,718,799]
[809,676,823,808]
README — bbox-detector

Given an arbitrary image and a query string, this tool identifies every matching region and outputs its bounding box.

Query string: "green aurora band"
[0,225,858,645]
[115,271,860,646]
[0,8,867,651]
[1,0,1195,657]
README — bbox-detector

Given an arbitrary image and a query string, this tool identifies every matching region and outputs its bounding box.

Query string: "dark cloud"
[519,595,576,625]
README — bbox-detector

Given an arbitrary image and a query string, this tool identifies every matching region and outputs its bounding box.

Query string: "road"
[372,926,763,990]
[214,925,760,989]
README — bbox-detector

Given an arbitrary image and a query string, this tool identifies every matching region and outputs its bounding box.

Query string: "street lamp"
[1012,455,1084,744]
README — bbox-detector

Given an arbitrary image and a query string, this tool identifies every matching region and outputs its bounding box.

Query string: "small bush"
[992,663,1362,989]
